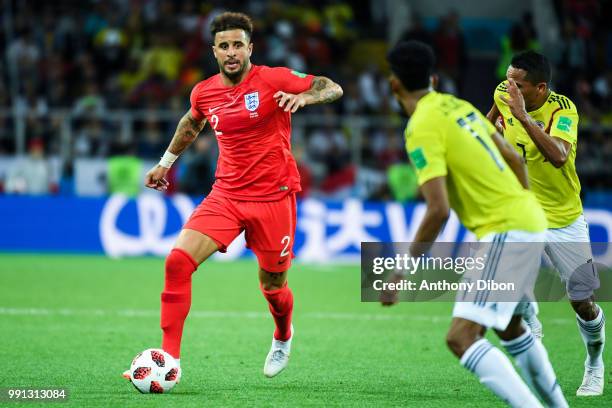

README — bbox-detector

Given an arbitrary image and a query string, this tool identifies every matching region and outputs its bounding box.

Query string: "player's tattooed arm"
[302,76,344,105]
[167,110,207,155]
[274,76,343,113]
[144,111,206,191]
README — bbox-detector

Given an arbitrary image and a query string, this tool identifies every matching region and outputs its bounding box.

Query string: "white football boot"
[263,325,294,378]
[576,365,604,396]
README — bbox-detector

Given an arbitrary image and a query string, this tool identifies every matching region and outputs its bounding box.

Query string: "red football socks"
[160,248,198,359]
[260,282,294,341]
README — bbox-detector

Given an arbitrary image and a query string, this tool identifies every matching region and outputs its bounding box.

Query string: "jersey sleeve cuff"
[549,131,576,145]
[417,170,447,186]
[190,107,205,121]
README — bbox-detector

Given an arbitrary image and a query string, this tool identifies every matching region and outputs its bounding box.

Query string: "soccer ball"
[128,349,180,393]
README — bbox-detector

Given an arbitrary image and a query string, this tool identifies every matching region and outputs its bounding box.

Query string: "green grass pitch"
[1,254,610,407]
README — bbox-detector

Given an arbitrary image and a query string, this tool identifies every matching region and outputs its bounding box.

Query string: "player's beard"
[221,59,247,81]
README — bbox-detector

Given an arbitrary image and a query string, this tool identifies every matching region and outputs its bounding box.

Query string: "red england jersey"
[190,65,314,201]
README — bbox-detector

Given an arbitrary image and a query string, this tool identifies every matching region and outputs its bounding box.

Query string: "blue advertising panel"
[1,194,611,264]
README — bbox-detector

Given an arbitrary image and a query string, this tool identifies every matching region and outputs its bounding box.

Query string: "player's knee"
[571,299,598,321]
[259,269,287,291]
[261,281,280,291]
[495,316,525,341]
[260,279,286,291]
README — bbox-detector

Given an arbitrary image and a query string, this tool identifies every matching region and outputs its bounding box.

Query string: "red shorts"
[183,190,297,272]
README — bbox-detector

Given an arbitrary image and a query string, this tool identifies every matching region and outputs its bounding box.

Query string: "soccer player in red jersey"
[124,12,342,381]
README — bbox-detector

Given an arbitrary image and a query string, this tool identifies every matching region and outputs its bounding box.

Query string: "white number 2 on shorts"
[280,235,291,257]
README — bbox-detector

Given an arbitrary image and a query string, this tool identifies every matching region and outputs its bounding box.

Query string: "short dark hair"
[387,40,436,91]
[210,12,253,41]
[510,50,551,85]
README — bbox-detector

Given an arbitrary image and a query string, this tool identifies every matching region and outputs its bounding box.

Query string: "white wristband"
[159,150,178,168]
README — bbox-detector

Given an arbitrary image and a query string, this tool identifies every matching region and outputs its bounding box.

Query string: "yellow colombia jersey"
[405,91,547,239]
[494,81,582,228]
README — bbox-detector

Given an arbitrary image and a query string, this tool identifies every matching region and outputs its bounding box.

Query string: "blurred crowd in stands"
[552,0,612,190]
[0,0,610,198]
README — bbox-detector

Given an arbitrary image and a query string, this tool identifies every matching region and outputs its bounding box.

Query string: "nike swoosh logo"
[277,259,287,265]
[209,106,221,113]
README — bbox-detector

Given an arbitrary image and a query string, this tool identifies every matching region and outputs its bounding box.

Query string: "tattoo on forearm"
[304,77,343,104]
[168,112,205,155]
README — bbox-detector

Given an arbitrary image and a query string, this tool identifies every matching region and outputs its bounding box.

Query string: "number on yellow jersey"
[456,112,505,170]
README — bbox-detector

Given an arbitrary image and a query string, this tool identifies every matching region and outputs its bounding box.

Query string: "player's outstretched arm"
[144,110,207,191]
[490,132,529,189]
[380,177,449,307]
[166,110,207,156]
[301,76,343,105]
[274,76,343,113]
[499,79,570,168]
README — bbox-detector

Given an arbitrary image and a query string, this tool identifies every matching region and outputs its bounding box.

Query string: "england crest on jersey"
[244,92,259,111]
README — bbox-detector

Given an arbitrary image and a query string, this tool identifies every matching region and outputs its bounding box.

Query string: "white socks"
[502,328,568,408]
[461,339,543,407]
[576,305,605,368]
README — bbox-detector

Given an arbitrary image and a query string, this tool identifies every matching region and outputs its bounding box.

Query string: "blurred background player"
[124,12,342,380]
[487,50,606,396]
[383,40,567,408]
